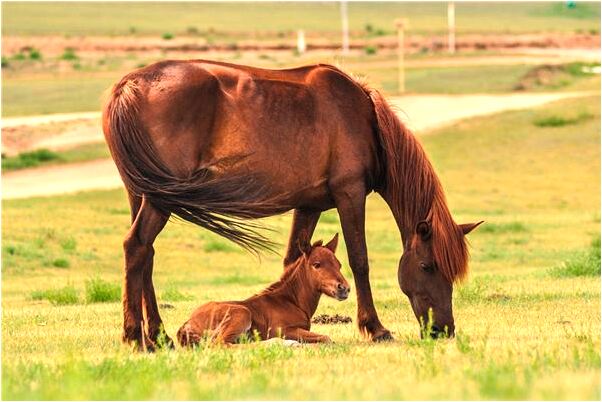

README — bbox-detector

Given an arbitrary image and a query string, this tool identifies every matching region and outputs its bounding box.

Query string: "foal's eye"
[420,262,435,273]
[312,262,321,269]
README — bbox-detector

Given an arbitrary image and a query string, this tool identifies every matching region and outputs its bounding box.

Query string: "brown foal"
[177,233,349,346]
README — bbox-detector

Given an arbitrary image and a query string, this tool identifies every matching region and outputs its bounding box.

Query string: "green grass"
[550,236,601,278]
[85,277,121,303]
[2,95,600,399]
[1,149,61,170]
[534,112,593,127]
[30,285,79,305]
[2,143,110,171]
[2,2,599,36]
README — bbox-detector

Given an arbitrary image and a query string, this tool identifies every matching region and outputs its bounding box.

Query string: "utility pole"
[341,0,349,54]
[448,1,456,54]
[297,29,306,54]
[395,18,407,94]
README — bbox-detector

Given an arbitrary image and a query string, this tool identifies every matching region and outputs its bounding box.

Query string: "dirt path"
[2,91,595,200]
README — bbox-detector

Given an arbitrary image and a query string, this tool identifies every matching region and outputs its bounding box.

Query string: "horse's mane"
[339,71,469,283]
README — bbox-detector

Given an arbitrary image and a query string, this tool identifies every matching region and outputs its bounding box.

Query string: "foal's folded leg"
[211,305,253,344]
[284,328,332,343]
[178,304,252,347]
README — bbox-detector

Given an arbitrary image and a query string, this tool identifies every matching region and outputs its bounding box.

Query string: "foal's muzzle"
[335,283,350,301]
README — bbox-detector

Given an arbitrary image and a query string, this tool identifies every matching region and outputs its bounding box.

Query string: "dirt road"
[2,91,594,200]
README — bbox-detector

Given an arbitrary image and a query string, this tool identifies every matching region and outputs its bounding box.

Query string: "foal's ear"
[324,233,339,253]
[459,221,484,235]
[297,229,312,256]
[415,220,431,240]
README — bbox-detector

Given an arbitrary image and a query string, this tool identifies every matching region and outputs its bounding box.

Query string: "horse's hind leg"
[123,194,169,351]
[283,208,321,266]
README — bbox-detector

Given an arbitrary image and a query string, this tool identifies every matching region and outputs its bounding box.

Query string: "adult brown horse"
[103,59,482,350]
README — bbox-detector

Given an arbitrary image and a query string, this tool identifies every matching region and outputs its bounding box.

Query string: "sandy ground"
[3,33,599,56]
[1,91,595,200]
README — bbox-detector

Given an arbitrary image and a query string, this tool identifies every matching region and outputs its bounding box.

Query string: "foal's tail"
[102,78,277,253]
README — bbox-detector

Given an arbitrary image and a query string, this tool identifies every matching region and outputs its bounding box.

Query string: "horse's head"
[298,232,350,301]
[399,220,483,338]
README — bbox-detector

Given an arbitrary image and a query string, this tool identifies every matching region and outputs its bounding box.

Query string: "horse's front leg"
[123,195,169,351]
[333,184,393,342]
[283,208,321,266]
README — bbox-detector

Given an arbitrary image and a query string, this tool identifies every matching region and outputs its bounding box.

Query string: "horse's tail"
[102,78,277,253]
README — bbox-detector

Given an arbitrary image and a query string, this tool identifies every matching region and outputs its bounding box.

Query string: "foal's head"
[298,232,350,301]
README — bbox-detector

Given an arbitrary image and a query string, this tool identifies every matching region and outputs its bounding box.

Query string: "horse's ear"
[324,233,339,253]
[297,229,311,256]
[415,221,431,240]
[459,221,484,235]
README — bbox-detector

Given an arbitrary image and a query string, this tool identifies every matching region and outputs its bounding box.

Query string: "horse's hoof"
[149,325,175,349]
[127,337,157,353]
[371,329,394,342]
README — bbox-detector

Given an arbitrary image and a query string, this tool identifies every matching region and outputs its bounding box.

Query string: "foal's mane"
[331,66,469,283]
[257,240,324,296]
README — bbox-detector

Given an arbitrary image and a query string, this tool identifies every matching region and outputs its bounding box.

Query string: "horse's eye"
[312,261,321,269]
[420,262,435,273]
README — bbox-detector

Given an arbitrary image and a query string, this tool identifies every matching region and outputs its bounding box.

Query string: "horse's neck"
[381,191,416,246]
[273,263,321,319]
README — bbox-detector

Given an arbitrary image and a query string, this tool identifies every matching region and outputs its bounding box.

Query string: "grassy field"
[2,51,600,117]
[2,2,600,36]
[2,95,599,399]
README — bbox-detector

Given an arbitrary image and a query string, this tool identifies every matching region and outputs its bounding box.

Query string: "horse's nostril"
[337,283,345,290]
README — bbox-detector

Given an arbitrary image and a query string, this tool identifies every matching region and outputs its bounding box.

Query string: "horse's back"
[109,59,380,207]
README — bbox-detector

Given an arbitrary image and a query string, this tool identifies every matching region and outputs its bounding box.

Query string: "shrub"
[364,45,377,55]
[550,236,601,277]
[162,32,174,40]
[61,237,77,251]
[31,286,79,305]
[60,48,78,61]
[29,48,42,60]
[52,258,70,268]
[12,53,26,61]
[1,56,8,68]
[534,112,592,127]
[186,26,199,35]
[85,277,121,303]
[1,149,61,171]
